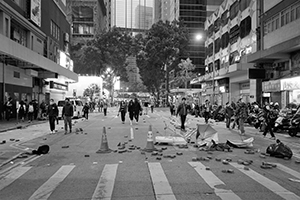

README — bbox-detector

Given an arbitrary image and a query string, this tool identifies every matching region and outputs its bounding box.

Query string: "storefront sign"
[240,82,250,89]
[30,0,41,27]
[262,80,281,92]
[281,76,300,90]
[49,81,68,91]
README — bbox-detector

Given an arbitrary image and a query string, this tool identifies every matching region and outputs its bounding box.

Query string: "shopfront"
[281,76,300,105]
[216,78,229,105]
[262,79,281,106]
[239,82,250,103]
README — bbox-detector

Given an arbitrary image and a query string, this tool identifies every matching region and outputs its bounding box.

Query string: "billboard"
[30,0,41,27]
[248,68,266,79]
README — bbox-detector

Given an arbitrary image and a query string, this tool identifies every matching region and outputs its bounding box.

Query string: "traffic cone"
[143,125,157,152]
[96,127,112,153]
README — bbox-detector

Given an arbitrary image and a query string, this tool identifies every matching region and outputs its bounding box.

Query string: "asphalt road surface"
[0,107,300,200]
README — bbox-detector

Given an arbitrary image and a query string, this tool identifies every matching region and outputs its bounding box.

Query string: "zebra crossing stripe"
[148,162,177,200]
[0,167,31,191]
[230,162,300,200]
[188,162,242,200]
[271,163,300,179]
[91,164,118,200]
[28,165,75,200]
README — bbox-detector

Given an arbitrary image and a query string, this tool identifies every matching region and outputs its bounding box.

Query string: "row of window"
[50,20,60,41]
[207,17,251,56]
[264,1,300,34]
[208,0,251,37]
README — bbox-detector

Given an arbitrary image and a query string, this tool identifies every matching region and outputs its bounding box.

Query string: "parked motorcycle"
[288,106,300,137]
[274,107,297,132]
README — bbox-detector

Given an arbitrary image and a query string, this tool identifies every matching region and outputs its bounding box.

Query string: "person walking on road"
[176,97,189,131]
[118,100,127,124]
[47,99,58,134]
[132,98,142,124]
[225,102,234,128]
[262,105,276,139]
[82,103,90,120]
[128,99,134,125]
[150,100,155,113]
[62,98,73,134]
[170,102,176,116]
[236,98,248,135]
[103,101,108,116]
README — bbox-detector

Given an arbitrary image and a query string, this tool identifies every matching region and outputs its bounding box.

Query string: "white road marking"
[28,165,75,200]
[230,162,300,200]
[91,164,118,200]
[148,162,176,200]
[0,166,31,190]
[130,127,134,139]
[189,162,241,200]
[271,163,300,179]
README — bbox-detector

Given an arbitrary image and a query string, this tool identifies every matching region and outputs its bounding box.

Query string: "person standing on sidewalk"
[62,98,73,134]
[118,100,127,124]
[17,101,26,122]
[82,103,90,120]
[4,97,13,121]
[27,101,34,122]
[47,99,58,134]
[235,98,248,135]
[176,97,189,131]
[225,102,234,128]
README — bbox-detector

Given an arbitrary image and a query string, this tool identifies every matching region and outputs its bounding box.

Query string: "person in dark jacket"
[262,105,276,140]
[176,97,189,130]
[82,103,90,120]
[62,98,73,134]
[203,100,211,124]
[127,99,134,125]
[47,99,58,134]
[132,98,142,124]
[225,102,234,128]
[118,100,127,124]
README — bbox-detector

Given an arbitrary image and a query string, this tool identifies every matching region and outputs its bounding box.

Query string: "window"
[214,38,221,53]
[240,16,251,38]
[13,71,20,78]
[229,25,240,44]
[5,18,9,37]
[240,0,251,12]
[230,2,239,19]
[221,32,229,48]
[50,20,60,41]
[221,11,228,26]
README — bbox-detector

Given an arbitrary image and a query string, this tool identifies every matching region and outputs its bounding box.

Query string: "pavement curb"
[0,121,47,133]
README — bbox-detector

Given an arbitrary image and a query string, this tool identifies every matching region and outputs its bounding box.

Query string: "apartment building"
[248,0,300,107]
[194,0,258,105]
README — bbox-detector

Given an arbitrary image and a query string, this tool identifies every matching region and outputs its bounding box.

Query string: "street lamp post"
[212,34,215,104]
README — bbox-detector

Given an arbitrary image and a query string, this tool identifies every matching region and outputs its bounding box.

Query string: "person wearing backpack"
[28,101,34,122]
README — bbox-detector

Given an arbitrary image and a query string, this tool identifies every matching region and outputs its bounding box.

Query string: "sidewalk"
[0,119,47,133]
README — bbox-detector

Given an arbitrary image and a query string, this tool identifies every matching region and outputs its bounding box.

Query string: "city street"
[0,107,300,200]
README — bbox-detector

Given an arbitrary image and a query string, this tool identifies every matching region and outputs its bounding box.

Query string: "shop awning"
[0,34,78,82]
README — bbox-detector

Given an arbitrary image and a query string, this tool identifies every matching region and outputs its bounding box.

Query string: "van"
[57,99,84,119]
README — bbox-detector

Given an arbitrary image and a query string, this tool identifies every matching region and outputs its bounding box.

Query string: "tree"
[83,83,101,100]
[136,20,189,101]
[78,27,135,81]
[174,58,196,89]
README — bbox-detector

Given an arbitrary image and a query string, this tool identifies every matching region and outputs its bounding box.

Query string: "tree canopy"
[75,27,136,81]
[83,83,101,100]
[136,20,189,99]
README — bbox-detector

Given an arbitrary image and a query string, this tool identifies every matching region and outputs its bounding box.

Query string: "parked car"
[57,99,84,119]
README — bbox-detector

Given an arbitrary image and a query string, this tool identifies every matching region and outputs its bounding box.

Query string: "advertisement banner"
[30,0,41,27]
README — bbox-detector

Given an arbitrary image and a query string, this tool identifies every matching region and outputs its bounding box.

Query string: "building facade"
[248,0,300,107]
[135,5,153,30]
[194,0,258,105]
[0,0,78,120]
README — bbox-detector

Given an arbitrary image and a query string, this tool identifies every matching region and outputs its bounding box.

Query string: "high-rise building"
[154,0,223,73]
[135,5,153,30]
[66,0,107,44]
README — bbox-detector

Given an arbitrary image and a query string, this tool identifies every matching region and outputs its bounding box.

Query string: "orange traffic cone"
[143,125,157,152]
[96,127,112,153]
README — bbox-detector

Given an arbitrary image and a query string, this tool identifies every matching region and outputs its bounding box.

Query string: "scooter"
[288,107,300,137]
[273,111,294,132]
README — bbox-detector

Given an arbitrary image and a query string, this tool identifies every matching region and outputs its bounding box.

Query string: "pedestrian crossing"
[0,161,300,200]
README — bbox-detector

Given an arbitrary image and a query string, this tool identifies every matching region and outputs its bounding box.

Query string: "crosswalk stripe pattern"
[28,165,75,200]
[0,166,31,191]
[91,164,118,200]
[130,127,134,139]
[148,162,177,200]
[230,162,300,200]
[273,163,300,179]
[188,162,242,200]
